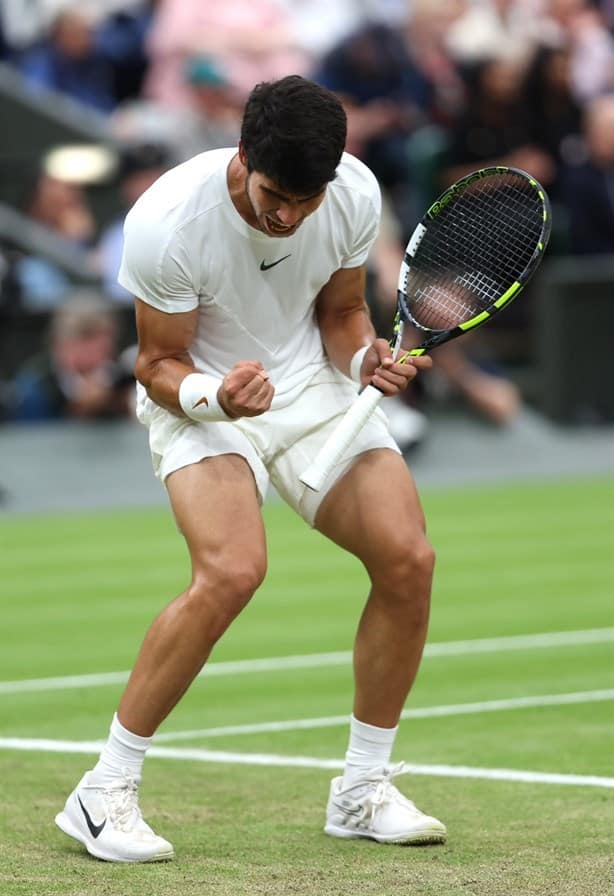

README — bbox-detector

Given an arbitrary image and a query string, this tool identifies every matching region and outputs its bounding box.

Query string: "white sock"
[89,714,152,786]
[342,714,398,789]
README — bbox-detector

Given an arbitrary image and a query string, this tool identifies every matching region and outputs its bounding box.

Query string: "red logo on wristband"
[193,396,209,408]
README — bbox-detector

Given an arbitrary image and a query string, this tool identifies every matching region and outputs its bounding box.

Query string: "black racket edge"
[393,165,552,360]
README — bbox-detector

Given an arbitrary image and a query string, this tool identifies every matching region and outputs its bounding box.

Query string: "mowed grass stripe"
[1,475,611,544]
[2,531,611,579]
[3,559,609,601]
[148,688,614,742]
[1,493,611,550]
[1,628,613,695]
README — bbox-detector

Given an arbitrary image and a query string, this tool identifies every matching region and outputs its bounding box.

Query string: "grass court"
[1,475,613,895]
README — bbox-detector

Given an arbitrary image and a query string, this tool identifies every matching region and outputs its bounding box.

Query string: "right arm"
[134,298,274,419]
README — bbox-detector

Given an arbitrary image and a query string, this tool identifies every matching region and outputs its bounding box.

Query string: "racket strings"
[406,173,544,331]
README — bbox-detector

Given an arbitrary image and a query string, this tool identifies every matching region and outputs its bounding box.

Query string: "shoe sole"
[55,811,175,863]
[324,823,446,845]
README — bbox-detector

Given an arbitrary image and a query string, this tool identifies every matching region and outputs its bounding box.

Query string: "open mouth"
[266,216,293,234]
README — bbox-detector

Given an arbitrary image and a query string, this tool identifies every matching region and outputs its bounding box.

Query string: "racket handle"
[299,384,383,492]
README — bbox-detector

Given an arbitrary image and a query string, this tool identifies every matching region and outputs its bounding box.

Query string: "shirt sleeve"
[340,166,382,269]
[117,200,199,313]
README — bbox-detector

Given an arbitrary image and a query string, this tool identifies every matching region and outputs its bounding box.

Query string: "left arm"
[315,265,374,377]
[315,265,431,395]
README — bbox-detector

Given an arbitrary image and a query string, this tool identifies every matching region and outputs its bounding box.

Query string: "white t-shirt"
[118,147,381,416]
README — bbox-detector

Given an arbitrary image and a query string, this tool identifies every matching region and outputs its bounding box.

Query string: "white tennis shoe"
[55,770,174,863]
[324,762,447,845]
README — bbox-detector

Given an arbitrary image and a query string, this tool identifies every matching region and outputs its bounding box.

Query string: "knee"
[372,535,435,615]
[187,554,267,642]
[411,537,436,583]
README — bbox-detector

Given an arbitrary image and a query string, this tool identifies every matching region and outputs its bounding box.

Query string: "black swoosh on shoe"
[332,799,363,817]
[78,795,107,838]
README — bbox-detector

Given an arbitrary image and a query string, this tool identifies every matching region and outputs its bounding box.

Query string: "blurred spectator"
[280,0,365,59]
[314,4,469,235]
[15,6,118,112]
[14,168,97,310]
[180,57,247,151]
[442,55,556,189]
[110,57,242,163]
[8,291,135,422]
[143,0,309,109]
[0,0,147,56]
[93,3,153,105]
[599,0,614,31]
[520,41,584,241]
[281,0,407,59]
[26,167,96,242]
[445,0,546,67]
[0,0,60,55]
[407,0,467,129]
[560,92,614,254]
[542,0,614,102]
[402,0,469,216]
[96,143,171,304]
[314,20,432,239]
[523,43,583,181]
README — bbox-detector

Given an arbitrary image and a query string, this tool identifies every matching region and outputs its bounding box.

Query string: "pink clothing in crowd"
[144,0,309,108]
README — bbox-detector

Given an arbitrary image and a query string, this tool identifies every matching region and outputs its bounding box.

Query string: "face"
[54,329,115,374]
[245,172,325,237]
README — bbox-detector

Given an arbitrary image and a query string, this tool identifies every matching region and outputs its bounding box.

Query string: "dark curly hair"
[240,75,347,195]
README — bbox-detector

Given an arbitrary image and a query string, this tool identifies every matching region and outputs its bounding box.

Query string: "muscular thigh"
[166,454,267,574]
[314,449,427,566]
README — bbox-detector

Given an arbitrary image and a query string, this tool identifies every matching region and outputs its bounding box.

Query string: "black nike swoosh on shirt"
[260,254,292,271]
[78,795,107,838]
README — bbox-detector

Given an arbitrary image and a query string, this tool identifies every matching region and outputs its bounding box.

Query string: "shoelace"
[103,773,143,832]
[358,762,417,824]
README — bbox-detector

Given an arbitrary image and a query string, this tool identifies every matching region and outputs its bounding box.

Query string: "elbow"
[134,352,156,391]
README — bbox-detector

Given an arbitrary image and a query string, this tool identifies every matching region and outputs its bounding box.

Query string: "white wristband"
[349,345,370,385]
[178,372,233,422]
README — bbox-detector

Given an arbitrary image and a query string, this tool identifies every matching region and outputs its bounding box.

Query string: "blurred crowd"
[1,0,613,431]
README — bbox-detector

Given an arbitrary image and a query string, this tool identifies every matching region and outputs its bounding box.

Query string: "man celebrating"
[55,75,445,862]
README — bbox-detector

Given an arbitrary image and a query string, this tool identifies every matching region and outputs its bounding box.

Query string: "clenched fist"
[218,361,275,418]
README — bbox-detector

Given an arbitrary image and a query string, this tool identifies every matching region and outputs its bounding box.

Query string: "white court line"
[0,736,612,789]
[1,627,613,696]
[152,688,614,742]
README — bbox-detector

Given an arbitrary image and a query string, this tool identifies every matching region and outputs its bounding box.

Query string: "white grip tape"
[178,372,233,422]
[299,384,383,492]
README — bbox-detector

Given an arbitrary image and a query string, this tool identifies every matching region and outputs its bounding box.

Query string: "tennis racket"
[299,165,551,492]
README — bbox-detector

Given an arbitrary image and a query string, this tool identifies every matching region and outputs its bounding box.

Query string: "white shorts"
[141,364,400,526]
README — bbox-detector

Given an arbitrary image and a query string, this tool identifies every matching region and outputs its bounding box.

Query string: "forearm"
[318,301,376,379]
[315,265,378,379]
[136,353,196,416]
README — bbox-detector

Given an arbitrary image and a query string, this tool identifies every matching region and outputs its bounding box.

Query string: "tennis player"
[55,75,446,862]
